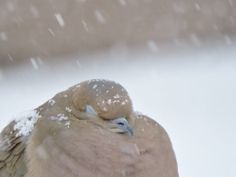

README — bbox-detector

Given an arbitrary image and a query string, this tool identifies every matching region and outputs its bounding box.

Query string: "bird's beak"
[110,118,134,136]
[125,124,134,136]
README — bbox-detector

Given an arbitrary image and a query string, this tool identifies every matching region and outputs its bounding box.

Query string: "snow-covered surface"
[13,110,40,137]
[0,45,236,177]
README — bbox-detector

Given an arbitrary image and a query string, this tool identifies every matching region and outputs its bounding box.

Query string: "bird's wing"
[132,113,179,177]
[0,121,27,177]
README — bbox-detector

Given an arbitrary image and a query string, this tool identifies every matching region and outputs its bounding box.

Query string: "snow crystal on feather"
[49,114,70,128]
[93,84,98,89]
[65,107,72,112]
[13,110,41,137]
[49,113,68,121]
[94,10,106,24]
[113,94,120,99]
[48,99,56,106]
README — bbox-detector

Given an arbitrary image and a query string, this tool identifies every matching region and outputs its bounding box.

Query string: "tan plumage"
[0,79,178,177]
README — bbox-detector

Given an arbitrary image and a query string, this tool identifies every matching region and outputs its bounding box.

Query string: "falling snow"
[94,10,106,24]
[7,54,14,62]
[194,3,201,11]
[55,13,65,27]
[76,59,81,67]
[224,35,232,45]
[147,40,159,52]
[30,58,39,70]
[119,0,127,6]
[82,20,89,32]
[48,28,55,36]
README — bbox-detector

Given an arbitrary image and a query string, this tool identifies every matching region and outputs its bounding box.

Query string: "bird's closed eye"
[110,117,133,136]
[117,122,125,126]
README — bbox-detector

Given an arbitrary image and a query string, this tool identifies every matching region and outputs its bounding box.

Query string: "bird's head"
[72,79,135,136]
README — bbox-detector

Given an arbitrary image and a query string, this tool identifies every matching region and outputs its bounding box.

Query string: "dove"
[0,79,178,177]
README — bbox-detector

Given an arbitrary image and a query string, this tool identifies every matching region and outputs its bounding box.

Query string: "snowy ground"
[0,44,236,177]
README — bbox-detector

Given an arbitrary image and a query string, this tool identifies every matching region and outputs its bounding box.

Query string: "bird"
[0,79,179,177]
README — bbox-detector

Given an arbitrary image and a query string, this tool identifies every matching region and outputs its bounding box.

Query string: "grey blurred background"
[0,1,236,177]
[0,0,236,66]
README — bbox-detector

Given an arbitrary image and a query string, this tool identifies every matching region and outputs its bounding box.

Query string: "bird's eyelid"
[85,105,97,116]
[111,117,128,124]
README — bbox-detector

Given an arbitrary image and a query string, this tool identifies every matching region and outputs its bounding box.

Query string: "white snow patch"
[121,101,126,105]
[48,99,56,106]
[55,13,65,27]
[49,113,68,121]
[94,10,106,24]
[113,94,120,99]
[93,84,98,89]
[49,114,70,128]
[65,106,72,112]
[13,110,40,137]
[65,121,71,128]
[107,99,112,105]
[102,106,108,111]
[0,32,8,41]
